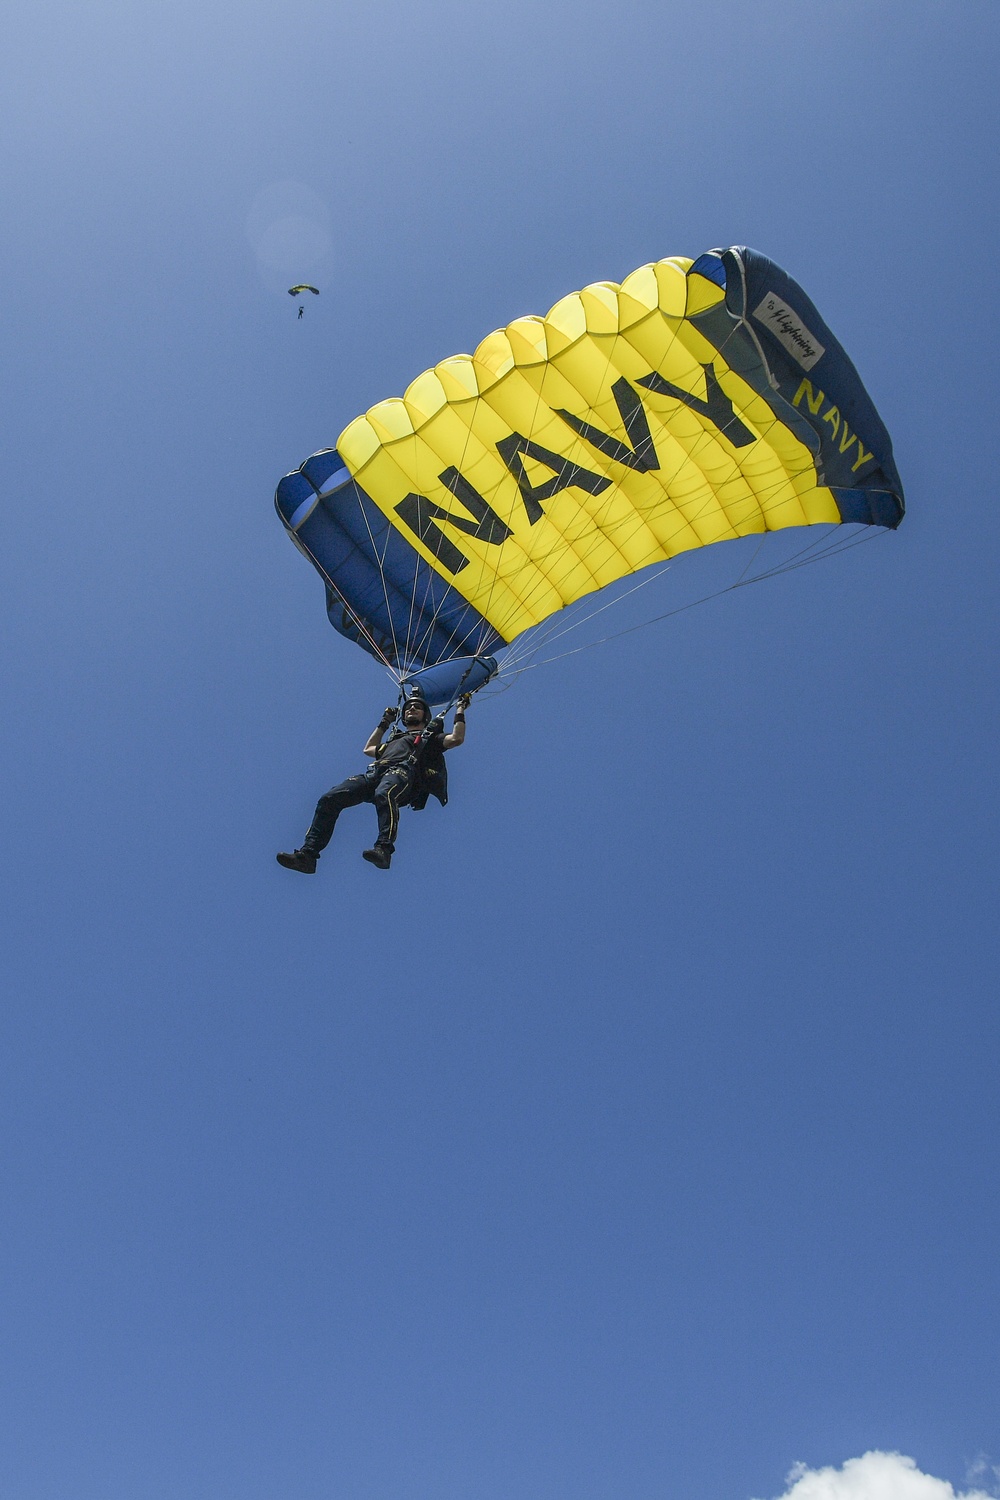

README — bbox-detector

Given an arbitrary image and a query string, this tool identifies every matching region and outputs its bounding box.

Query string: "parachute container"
[275,246,903,704]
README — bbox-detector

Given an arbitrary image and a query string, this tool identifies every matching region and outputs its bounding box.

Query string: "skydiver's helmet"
[400,689,431,726]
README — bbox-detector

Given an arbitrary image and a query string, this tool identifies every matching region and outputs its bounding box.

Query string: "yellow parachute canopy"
[275,246,902,704]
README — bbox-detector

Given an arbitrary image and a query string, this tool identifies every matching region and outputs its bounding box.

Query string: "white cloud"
[761,1453,996,1500]
[967,1460,1000,1494]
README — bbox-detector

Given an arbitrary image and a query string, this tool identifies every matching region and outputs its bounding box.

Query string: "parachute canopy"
[288,284,320,296]
[275,246,903,706]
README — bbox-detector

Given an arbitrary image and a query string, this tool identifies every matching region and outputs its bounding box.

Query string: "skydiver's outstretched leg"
[303,773,376,852]
[277,772,375,872]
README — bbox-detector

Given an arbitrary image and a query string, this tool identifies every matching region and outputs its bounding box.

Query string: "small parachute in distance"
[274,245,904,708]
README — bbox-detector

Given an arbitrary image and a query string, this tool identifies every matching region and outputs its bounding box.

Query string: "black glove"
[456,693,472,712]
[379,706,398,729]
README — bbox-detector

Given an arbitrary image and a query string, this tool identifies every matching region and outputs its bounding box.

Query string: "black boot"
[276,848,318,874]
[362,844,392,870]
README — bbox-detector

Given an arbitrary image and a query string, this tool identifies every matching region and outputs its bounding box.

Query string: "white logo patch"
[752,292,825,371]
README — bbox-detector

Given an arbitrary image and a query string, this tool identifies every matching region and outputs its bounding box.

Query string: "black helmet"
[400,688,431,724]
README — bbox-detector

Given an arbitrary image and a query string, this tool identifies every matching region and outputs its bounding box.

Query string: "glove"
[456,693,472,711]
[379,706,398,728]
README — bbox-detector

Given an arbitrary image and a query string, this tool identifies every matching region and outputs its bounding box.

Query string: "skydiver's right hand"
[380,706,398,727]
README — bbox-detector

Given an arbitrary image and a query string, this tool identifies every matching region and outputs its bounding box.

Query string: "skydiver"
[297,305,304,319]
[276,690,470,873]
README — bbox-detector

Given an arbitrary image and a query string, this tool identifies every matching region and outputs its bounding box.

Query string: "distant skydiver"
[277,691,470,873]
[288,284,319,317]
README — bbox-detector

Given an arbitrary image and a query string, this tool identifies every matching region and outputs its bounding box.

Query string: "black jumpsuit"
[300,727,443,856]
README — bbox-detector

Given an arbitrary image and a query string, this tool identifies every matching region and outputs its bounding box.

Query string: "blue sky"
[1,2,998,1498]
